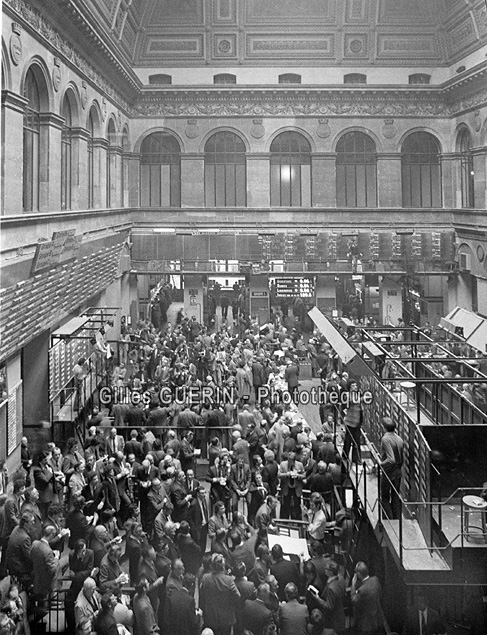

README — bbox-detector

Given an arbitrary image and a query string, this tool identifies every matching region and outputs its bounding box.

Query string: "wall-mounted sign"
[30,229,82,275]
[275,277,315,298]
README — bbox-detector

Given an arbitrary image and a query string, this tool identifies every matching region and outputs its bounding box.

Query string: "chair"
[462,495,487,542]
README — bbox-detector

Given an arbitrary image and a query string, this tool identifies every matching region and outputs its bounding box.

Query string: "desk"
[268,534,310,560]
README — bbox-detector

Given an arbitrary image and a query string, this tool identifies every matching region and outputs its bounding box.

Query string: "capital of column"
[1,90,28,114]
[38,112,65,129]
[91,137,109,149]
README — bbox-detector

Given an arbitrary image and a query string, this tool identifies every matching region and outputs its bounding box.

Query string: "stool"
[462,495,487,542]
[399,381,416,410]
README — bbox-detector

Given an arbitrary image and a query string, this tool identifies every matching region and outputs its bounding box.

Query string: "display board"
[7,381,22,456]
[49,327,92,399]
[275,277,314,298]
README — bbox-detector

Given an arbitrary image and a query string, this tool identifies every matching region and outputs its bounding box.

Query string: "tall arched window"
[270,132,311,207]
[23,69,41,212]
[458,128,474,208]
[204,131,246,207]
[87,109,95,208]
[336,132,377,207]
[61,95,73,210]
[140,132,181,207]
[401,132,441,207]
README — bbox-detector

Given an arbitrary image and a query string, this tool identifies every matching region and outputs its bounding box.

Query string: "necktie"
[421,611,426,635]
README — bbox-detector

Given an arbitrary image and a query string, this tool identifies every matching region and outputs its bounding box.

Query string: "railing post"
[399,500,403,564]
[378,467,382,524]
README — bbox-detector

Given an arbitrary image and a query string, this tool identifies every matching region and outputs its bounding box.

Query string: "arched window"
[270,132,311,207]
[204,131,246,207]
[23,68,41,212]
[140,132,181,207]
[148,74,172,85]
[336,132,377,207]
[279,73,302,84]
[458,128,474,208]
[87,109,95,208]
[213,74,236,84]
[344,73,367,84]
[61,95,73,210]
[409,74,431,85]
[401,132,441,208]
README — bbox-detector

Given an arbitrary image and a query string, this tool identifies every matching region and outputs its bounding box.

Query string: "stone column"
[440,153,459,209]
[247,153,270,208]
[121,151,131,207]
[181,153,205,207]
[70,127,90,210]
[376,153,402,208]
[39,112,64,212]
[1,90,28,214]
[312,153,336,207]
[91,137,109,208]
[473,146,487,210]
[107,146,122,208]
[128,153,140,208]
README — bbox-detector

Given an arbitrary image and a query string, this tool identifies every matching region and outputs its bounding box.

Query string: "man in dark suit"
[165,573,201,635]
[124,430,143,463]
[65,537,97,633]
[284,358,300,404]
[176,521,202,576]
[31,525,59,608]
[270,543,301,602]
[93,592,119,635]
[5,510,34,587]
[180,430,196,473]
[184,468,200,498]
[33,451,57,520]
[280,582,309,635]
[313,559,346,634]
[189,486,210,552]
[124,403,146,428]
[234,560,257,635]
[403,593,447,635]
[230,455,252,513]
[350,562,383,635]
[171,470,193,523]
[242,582,274,635]
[278,451,305,520]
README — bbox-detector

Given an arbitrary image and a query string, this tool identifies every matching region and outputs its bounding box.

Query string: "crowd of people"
[0,293,449,635]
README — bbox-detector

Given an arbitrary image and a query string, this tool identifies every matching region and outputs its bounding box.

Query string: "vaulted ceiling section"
[83,0,487,67]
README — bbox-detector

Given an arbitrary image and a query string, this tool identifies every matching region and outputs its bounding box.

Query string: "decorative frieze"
[134,90,451,117]
[4,0,134,114]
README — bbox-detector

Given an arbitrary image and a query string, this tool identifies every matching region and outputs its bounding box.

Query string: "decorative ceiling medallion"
[10,22,22,66]
[317,118,331,138]
[349,39,363,53]
[382,119,397,138]
[185,119,200,138]
[250,119,265,139]
[52,57,61,92]
[218,39,231,53]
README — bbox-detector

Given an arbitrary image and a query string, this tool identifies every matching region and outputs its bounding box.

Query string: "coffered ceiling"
[84,0,487,67]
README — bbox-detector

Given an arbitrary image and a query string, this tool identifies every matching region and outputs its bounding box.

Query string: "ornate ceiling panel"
[25,0,487,69]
